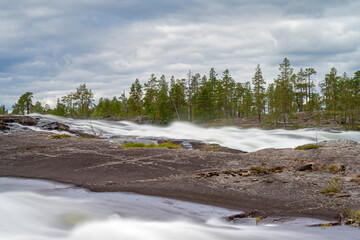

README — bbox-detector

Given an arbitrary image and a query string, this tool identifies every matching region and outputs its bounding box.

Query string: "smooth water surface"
[0,178,359,240]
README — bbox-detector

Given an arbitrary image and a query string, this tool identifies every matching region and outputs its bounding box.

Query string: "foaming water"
[1,178,358,240]
[27,114,360,152]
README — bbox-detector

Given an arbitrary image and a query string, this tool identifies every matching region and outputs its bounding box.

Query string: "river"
[1,178,359,240]
[18,114,360,152]
[2,115,360,239]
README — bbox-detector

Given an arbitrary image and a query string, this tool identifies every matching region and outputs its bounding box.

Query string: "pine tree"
[274,58,294,127]
[169,76,186,121]
[157,74,171,123]
[252,64,266,122]
[73,84,94,118]
[143,74,158,122]
[320,67,339,122]
[128,78,143,117]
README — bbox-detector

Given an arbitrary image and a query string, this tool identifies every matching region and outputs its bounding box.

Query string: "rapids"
[1,178,358,240]
[22,114,360,152]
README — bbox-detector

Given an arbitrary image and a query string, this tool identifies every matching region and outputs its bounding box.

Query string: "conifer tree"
[274,58,294,127]
[252,64,266,122]
[128,78,143,117]
[320,67,339,122]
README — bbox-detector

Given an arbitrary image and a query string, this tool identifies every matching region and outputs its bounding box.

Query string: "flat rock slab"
[0,131,359,221]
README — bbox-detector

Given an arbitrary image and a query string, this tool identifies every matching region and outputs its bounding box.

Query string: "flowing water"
[2,115,360,239]
[1,178,359,240]
[20,114,360,152]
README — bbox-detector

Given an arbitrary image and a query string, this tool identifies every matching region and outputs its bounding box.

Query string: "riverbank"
[1,131,359,223]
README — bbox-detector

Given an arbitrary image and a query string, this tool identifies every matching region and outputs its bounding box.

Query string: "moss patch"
[295,144,320,150]
[52,134,71,139]
[122,141,181,149]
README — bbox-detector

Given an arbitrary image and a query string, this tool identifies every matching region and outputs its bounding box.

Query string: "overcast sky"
[1,0,360,109]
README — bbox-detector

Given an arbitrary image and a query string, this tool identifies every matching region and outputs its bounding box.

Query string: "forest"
[2,58,360,129]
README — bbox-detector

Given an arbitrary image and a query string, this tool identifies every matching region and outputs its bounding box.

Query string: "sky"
[1,0,360,109]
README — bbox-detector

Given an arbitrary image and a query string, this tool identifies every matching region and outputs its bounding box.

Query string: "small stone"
[264,178,274,183]
[297,162,314,171]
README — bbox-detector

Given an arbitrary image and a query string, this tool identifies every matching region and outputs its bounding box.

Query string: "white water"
[26,114,360,152]
[1,178,358,240]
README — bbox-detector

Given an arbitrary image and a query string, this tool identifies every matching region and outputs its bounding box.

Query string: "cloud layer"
[1,0,359,108]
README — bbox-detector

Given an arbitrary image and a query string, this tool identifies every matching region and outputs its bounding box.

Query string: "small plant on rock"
[321,177,340,195]
[295,144,320,150]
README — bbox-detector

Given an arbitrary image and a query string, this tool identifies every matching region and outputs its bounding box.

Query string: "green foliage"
[250,166,266,173]
[51,134,71,139]
[0,105,8,114]
[295,144,320,150]
[321,177,340,195]
[12,92,33,115]
[122,141,181,149]
[10,62,360,130]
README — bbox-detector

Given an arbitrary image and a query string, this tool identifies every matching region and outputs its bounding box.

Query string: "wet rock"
[319,140,358,148]
[0,116,38,127]
[37,121,70,131]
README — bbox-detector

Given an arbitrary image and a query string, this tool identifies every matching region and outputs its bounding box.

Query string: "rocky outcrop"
[0,115,38,131]
[0,131,359,222]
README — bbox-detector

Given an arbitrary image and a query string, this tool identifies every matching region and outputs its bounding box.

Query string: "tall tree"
[274,58,294,127]
[12,92,33,115]
[31,101,44,114]
[128,78,143,117]
[0,105,8,115]
[73,84,94,118]
[320,67,339,122]
[252,64,266,122]
[157,74,171,122]
[143,74,158,122]
[169,76,186,121]
[305,67,317,109]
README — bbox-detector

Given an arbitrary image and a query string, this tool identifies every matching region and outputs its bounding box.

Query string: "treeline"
[3,58,360,129]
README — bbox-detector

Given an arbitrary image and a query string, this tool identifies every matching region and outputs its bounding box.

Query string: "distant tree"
[305,67,317,110]
[274,58,294,127]
[169,76,186,121]
[52,98,66,116]
[128,78,143,117]
[320,67,339,122]
[12,92,33,115]
[292,68,307,112]
[119,91,128,118]
[0,105,8,115]
[73,83,94,118]
[157,75,171,122]
[143,74,158,122]
[252,64,266,122]
[31,101,44,114]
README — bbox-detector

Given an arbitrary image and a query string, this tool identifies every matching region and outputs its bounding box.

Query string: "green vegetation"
[122,141,181,149]
[250,166,267,174]
[0,105,8,115]
[8,60,360,130]
[295,144,321,150]
[52,134,71,139]
[321,177,340,195]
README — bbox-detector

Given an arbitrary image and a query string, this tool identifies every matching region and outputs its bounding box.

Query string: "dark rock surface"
[0,131,359,222]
